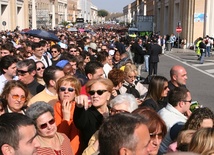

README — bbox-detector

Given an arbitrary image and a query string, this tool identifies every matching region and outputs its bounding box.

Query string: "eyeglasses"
[183,99,192,103]
[11,94,26,102]
[36,66,45,71]
[110,107,129,115]
[51,50,58,53]
[128,75,137,79]
[150,132,163,139]
[59,87,75,92]
[39,119,55,129]
[88,90,108,96]
[17,69,29,76]
[69,50,77,52]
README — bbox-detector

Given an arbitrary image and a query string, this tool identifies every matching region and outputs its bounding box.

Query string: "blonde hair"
[56,75,81,98]
[86,78,113,93]
[189,128,214,154]
[124,64,138,76]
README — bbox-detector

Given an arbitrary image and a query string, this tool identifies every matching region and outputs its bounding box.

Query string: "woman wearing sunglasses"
[139,75,169,112]
[36,61,45,86]
[74,78,113,149]
[26,101,73,155]
[133,107,167,155]
[54,75,82,155]
[1,80,29,114]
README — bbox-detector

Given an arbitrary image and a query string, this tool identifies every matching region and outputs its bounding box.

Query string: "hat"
[56,60,69,68]
[58,42,68,49]
[89,42,97,50]
[109,49,115,56]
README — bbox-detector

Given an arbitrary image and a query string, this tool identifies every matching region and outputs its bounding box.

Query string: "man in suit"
[132,38,146,75]
[148,38,162,76]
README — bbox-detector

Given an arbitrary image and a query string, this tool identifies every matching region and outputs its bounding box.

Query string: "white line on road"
[165,54,214,78]
[206,69,214,73]
[192,63,214,67]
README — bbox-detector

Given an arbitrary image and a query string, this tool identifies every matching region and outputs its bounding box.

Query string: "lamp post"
[32,0,37,29]
[50,0,55,30]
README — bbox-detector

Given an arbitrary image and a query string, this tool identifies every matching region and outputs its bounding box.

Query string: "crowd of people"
[0,27,213,155]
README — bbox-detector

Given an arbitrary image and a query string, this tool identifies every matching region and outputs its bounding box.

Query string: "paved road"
[141,48,214,111]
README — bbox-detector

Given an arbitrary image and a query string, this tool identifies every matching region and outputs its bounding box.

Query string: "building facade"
[0,0,29,30]
[124,0,214,46]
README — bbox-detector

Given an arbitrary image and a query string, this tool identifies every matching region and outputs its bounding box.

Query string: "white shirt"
[28,55,52,68]
[158,103,187,154]
[0,74,17,95]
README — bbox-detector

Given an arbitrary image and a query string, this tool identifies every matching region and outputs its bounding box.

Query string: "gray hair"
[26,101,54,121]
[109,93,138,112]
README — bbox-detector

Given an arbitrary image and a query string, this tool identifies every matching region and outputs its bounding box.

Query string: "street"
[141,48,214,111]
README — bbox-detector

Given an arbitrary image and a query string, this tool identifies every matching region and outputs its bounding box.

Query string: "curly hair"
[184,107,214,130]
[108,68,125,87]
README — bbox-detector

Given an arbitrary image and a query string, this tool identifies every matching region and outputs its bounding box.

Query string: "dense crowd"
[0,27,213,155]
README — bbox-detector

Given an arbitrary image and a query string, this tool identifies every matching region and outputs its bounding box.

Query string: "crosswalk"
[165,52,214,78]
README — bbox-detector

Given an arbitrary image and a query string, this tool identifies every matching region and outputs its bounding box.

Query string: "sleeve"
[73,105,89,130]
[54,102,72,137]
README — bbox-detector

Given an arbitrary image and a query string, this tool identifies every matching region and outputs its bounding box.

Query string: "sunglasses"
[110,107,129,115]
[51,50,58,53]
[39,119,55,129]
[88,90,108,96]
[164,86,169,90]
[59,87,75,92]
[183,99,192,103]
[69,50,77,52]
[37,66,45,71]
[17,70,29,76]
[11,94,26,102]
[150,132,163,139]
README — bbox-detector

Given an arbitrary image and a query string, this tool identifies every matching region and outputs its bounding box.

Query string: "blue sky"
[91,0,134,13]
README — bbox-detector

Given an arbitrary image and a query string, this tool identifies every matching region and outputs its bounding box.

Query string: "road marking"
[206,69,214,73]
[165,54,214,78]
[192,63,214,67]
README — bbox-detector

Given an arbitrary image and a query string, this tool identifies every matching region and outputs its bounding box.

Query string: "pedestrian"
[0,113,40,155]
[148,38,162,76]
[99,113,150,155]
[199,38,206,64]
[168,65,188,92]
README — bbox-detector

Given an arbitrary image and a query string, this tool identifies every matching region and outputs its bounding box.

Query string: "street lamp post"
[32,0,37,29]
[50,0,55,30]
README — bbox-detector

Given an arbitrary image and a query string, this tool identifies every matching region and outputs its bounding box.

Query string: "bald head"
[170,65,187,87]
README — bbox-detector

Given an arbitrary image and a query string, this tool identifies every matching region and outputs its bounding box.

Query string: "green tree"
[61,21,69,27]
[98,10,109,17]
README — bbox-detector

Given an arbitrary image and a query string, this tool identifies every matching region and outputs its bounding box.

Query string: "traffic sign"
[2,21,6,26]
[176,27,182,33]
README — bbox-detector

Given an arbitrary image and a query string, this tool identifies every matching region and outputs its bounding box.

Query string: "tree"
[61,21,69,27]
[98,10,109,17]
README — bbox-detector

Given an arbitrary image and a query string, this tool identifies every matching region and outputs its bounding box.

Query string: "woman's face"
[125,71,136,84]
[84,56,90,64]
[7,87,26,113]
[89,82,111,108]
[36,111,57,138]
[147,127,163,155]
[59,81,76,102]
[161,82,169,97]
[200,118,213,128]
[114,51,121,61]
[36,62,45,78]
